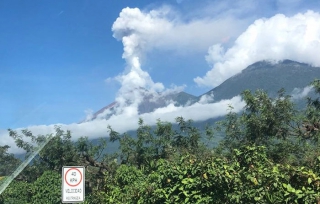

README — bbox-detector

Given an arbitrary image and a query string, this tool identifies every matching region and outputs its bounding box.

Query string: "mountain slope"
[201,60,320,101]
[89,91,198,121]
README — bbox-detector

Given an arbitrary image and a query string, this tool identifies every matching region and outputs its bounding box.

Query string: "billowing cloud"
[111,7,173,116]
[112,7,245,56]
[195,10,320,87]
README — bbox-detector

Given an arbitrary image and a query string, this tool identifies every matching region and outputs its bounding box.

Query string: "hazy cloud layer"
[291,86,314,100]
[195,10,320,87]
[1,96,244,154]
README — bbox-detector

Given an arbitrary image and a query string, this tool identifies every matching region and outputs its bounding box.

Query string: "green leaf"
[308,177,312,184]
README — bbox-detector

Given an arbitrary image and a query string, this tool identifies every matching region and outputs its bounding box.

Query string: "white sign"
[62,166,85,203]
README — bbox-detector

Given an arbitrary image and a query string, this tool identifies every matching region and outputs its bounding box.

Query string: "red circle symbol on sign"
[65,168,82,187]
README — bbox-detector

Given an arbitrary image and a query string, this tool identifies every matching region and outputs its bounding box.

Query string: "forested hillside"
[1,79,320,203]
[201,60,320,101]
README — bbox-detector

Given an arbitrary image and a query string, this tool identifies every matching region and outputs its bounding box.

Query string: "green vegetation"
[0,145,20,177]
[0,79,320,203]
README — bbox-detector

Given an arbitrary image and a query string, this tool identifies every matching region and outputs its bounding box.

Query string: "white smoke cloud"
[111,7,171,116]
[112,7,245,55]
[110,6,247,118]
[195,10,320,88]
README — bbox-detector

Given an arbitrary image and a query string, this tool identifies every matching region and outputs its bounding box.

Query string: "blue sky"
[2,0,320,153]
[0,0,153,128]
[1,0,222,128]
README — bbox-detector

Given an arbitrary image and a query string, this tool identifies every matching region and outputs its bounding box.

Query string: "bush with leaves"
[0,180,32,204]
[31,171,61,204]
[100,145,320,203]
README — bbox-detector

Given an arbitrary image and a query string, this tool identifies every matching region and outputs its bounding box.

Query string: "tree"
[298,79,320,170]
[108,117,207,169]
[216,88,304,164]
[0,145,20,177]
[8,126,114,193]
[303,79,320,142]
[8,126,78,181]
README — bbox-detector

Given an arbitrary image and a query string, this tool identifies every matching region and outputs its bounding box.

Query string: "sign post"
[62,166,85,203]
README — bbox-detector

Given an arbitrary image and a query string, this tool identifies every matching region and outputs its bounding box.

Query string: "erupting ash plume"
[111,7,181,116]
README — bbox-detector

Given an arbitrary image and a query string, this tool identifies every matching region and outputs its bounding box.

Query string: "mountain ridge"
[90,59,320,120]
